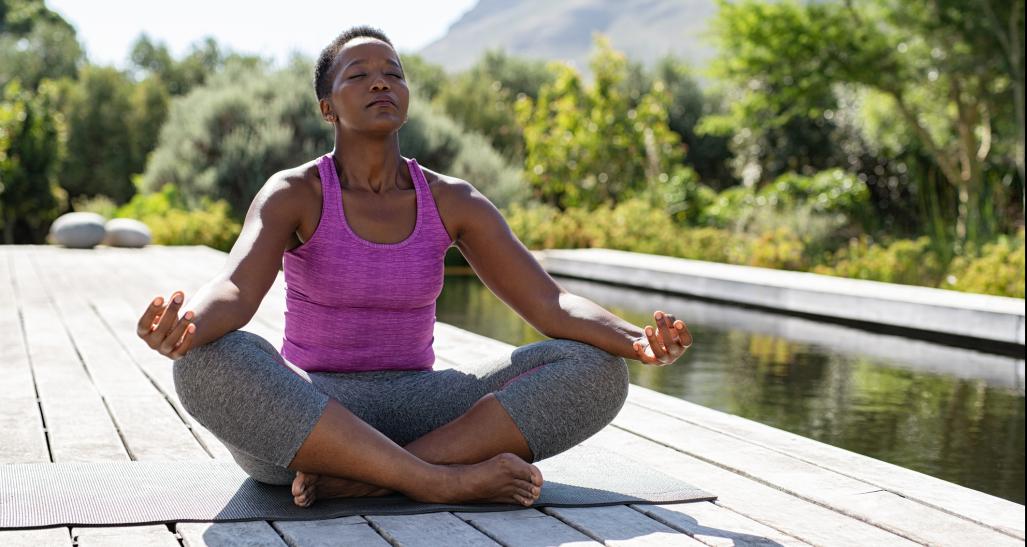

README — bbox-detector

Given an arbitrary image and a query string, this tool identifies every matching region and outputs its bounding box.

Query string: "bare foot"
[419,453,545,507]
[292,471,394,507]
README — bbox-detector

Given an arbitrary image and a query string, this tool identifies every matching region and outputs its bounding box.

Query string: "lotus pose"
[136,26,693,508]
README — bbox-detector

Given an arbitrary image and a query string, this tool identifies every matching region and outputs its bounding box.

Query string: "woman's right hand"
[137,291,197,360]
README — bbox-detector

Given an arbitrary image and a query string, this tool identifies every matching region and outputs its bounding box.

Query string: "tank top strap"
[317,153,340,220]
[405,157,453,246]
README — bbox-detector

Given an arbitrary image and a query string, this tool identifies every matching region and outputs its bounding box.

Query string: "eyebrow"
[342,59,403,71]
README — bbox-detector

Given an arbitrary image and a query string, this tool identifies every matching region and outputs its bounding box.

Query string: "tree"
[705,0,1025,251]
[515,36,684,211]
[142,57,525,218]
[129,34,247,97]
[55,66,141,203]
[0,81,65,243]
[435,50,554,162]
[0,0,84,91]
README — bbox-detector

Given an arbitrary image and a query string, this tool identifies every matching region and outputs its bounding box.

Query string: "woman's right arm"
[137,172,305,358]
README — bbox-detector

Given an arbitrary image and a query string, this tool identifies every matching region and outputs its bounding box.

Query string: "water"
[436,272,1026,504]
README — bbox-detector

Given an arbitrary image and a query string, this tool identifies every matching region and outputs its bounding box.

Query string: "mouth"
[367,98,397,108]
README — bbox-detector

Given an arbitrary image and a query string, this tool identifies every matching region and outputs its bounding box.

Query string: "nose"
[370,76,389,91]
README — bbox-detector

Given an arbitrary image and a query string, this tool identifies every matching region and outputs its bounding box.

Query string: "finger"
[644,325,667,358]
[655,311,677,350]
[149,291,185,342]
[136,296,164,337]
[169,323,197,360]
[632,339,653,364]
[674,320,694,347]
[160,311,194,354]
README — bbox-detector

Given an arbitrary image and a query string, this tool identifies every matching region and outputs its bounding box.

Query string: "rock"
[104,218,152,248]
[49,212,107,249]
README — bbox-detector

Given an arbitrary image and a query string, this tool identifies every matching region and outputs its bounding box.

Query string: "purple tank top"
[280,153,454,373]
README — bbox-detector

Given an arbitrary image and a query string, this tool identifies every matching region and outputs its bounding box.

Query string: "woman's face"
[321,37,409,135]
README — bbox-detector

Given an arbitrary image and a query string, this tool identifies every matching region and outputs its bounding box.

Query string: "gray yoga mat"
[0,444,715,529]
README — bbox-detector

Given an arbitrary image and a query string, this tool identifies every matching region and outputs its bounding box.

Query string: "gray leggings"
[172,330,630,485]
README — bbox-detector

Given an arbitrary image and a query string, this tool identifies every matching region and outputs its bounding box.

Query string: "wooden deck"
[1,244,1023,547]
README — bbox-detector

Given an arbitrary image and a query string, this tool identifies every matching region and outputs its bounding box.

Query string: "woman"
[136,26,693,508]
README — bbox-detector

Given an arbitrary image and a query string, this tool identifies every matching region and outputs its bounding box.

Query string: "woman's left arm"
[449,180,692,367]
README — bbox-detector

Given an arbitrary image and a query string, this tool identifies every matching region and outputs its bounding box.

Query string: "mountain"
[418,0,720,74]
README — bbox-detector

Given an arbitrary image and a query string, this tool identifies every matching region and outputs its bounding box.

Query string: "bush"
[71,194,119,218]
[812,236,946,287]
[942,229,1025,298]
[115,183,240,251]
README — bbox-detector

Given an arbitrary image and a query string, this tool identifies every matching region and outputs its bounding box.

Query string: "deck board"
[1,245,1023,547]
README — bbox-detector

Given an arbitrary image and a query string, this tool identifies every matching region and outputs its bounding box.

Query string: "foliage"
[128,35,246,96]
[942,229,1026,298]
[0,80,66,243]
[704,0,1025,251]
[401,98,529,210]
[435,50,554,161]
[71,194,118,218]
[115,182,240,251]
[652,56,737,190]
[52,66,143,203]
[141,58,332,217]
[399,54,448,101]
[812,236,947,287]
[516,36,684,211]
[0,0,83,91]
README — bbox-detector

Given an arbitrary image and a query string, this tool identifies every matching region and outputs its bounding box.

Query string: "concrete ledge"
[531,248,1026,347]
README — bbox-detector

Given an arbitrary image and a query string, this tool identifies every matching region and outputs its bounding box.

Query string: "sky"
[46,0,480,68]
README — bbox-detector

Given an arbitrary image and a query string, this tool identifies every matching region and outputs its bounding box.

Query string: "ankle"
[406,462,455,503]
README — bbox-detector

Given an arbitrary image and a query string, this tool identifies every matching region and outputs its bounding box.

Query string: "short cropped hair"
[314,26,395,101]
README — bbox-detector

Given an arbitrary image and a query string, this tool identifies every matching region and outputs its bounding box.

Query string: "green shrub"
[115,183,240,251]
[748,226,808,270]
[942,229,1025,298]
[812,236,946,287]
[71,194,119,218]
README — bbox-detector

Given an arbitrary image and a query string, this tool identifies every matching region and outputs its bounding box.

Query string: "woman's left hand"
[631,310,693,366]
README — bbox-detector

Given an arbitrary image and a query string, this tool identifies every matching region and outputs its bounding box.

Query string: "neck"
[332,130,406,194]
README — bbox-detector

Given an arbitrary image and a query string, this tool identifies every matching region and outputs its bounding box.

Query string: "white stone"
[50,212,106,249]
[104,218,152,248]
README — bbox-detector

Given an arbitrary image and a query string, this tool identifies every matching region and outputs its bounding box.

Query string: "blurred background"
[1,0,1023,299]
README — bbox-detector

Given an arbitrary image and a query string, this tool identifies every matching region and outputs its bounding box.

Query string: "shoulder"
[255,159,321,210]
[417,164,504,243]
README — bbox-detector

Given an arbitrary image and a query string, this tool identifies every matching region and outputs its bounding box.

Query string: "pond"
[436,271,1026,504]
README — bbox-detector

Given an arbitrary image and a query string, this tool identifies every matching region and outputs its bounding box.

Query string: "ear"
[319,99,335,123]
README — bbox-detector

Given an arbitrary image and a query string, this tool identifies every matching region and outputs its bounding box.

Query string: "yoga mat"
[0,444,715,529]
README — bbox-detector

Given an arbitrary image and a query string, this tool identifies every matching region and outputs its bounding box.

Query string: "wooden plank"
[74,525,180,547]
[133,246,285,340]
[453,509,601,546]
[62,247,233,460]
[176,521,287,546]
[28,247,207,461]
[628,385,1026,540]
[542,505,705,546]
[589,427,918,547]
[272,517,393,546]
[8,250,128,463]
[0,527,72,547]
[626,502,811,547]
[614,403,1022,547]
[0,249,49,463]
[364,513,501,546]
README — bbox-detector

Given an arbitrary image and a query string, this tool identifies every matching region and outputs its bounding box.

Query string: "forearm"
[539,293,645,360]
[180,278,253,348]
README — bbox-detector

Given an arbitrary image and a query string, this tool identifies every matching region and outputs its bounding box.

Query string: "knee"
[555,339,630,415]
[172,330,265,418]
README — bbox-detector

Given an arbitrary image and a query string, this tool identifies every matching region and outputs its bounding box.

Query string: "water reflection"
[437,273,1026,504]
